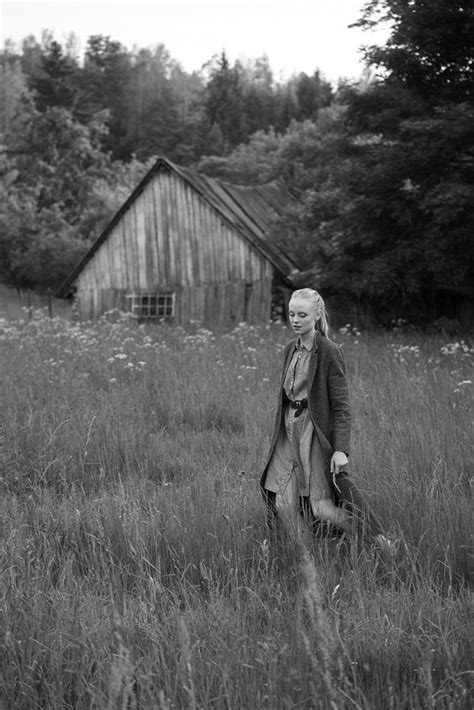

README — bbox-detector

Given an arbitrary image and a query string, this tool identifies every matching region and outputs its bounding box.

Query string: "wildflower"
[339,323,361,337]
[441,341,473,357]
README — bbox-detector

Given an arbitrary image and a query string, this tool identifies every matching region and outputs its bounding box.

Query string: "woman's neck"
[300,330,316,349]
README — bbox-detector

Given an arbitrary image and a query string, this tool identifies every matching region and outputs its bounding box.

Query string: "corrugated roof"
[57,157,298,297]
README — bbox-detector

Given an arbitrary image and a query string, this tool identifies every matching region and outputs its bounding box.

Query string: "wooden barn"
[57,157,298,327]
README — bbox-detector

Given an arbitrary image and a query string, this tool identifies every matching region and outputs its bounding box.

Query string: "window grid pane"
[128,292,174,319]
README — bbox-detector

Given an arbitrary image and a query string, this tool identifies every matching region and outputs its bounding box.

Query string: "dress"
[264,336,334,505]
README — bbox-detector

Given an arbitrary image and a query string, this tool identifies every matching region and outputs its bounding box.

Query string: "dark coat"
[260,330,351,488]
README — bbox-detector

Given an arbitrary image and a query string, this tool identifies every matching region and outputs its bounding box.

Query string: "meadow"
[0,309,472,709]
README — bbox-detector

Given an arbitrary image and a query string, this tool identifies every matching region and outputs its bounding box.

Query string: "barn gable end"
[58,158,297,327]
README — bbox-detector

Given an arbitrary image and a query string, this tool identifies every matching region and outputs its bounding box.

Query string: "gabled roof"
[57,157,298,297]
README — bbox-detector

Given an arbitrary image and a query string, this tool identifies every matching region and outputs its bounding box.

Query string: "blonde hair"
[290,288,330,337]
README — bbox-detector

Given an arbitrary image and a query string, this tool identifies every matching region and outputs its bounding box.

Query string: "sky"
[0,0,389,84]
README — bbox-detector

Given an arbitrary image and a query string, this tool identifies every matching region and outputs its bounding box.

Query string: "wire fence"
[0,286,72,322]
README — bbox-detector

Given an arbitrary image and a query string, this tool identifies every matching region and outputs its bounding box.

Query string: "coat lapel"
[307,330,321,389]
[281,341,297,385]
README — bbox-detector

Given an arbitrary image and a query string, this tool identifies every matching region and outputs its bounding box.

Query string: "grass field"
[0,309,472,709]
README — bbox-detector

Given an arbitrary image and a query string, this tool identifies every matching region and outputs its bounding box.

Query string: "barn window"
[126,292,175,320]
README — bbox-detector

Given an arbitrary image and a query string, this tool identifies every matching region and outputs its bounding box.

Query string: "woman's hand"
[330,450,348,475]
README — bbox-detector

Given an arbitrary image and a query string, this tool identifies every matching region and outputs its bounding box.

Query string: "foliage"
[276,0,474,322]
[202,53,333,155]
[30,35,79,112]
[203,52,246,152]
[0,67,152,291]
[2,36,330,163]
[0,180,85,290]
[356,0,474,102]
[197,128,284,184]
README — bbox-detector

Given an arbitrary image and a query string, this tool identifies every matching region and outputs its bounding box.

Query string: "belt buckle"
[294,400,304,418]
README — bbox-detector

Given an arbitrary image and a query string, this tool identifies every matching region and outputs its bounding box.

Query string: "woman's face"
[288,297,320,338]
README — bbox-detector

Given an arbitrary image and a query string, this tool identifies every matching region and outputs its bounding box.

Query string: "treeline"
[1,0,474,324]
[4,32,333,161]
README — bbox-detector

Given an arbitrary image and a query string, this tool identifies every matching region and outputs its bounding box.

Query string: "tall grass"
[0,311,472,708]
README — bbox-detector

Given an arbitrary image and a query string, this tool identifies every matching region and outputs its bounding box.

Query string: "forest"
[1,0,473,324]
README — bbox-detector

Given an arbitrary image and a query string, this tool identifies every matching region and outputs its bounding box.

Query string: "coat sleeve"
[260,341,294,487]
[327,345,351,456]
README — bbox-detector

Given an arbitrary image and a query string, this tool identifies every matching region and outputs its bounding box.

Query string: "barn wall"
[74,170,274,325]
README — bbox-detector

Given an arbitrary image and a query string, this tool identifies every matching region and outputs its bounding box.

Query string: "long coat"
[260,330,351,489]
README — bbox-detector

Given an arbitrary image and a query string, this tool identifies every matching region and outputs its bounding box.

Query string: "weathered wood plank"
[186,182,200,286]
[118,221,129,292]
[143,184,156,288]
[122,210,136,291]
[151,176,166,285]
[161,175,176,284]
[198,195,214,284]
[174,173,187,285]
[167,174,181,285]
[132,202,145,291]
[190,192,205,286]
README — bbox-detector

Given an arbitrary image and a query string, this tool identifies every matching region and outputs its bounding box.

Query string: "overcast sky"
[1,0,389,84]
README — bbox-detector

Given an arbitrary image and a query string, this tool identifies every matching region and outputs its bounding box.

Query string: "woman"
[261,288,393,549]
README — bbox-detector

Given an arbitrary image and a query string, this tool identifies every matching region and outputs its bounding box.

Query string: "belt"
[286,397,308,418]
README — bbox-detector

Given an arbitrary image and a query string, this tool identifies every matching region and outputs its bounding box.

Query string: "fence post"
[48,288,53,319]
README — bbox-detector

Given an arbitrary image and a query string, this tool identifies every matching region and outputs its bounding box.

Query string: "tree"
[0,180,86,291]
[356,0,474,103]
[0,57,35,147]
[270,83,297,133]
[203,52,246,152]
[276,0,474,322]
[0,90,129,291]
[123,45,182,160]
[77,35,132,158]
[295,71,333,120]
[31,36,79,112]
[239,56,276,136]
[168,66,208,163]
